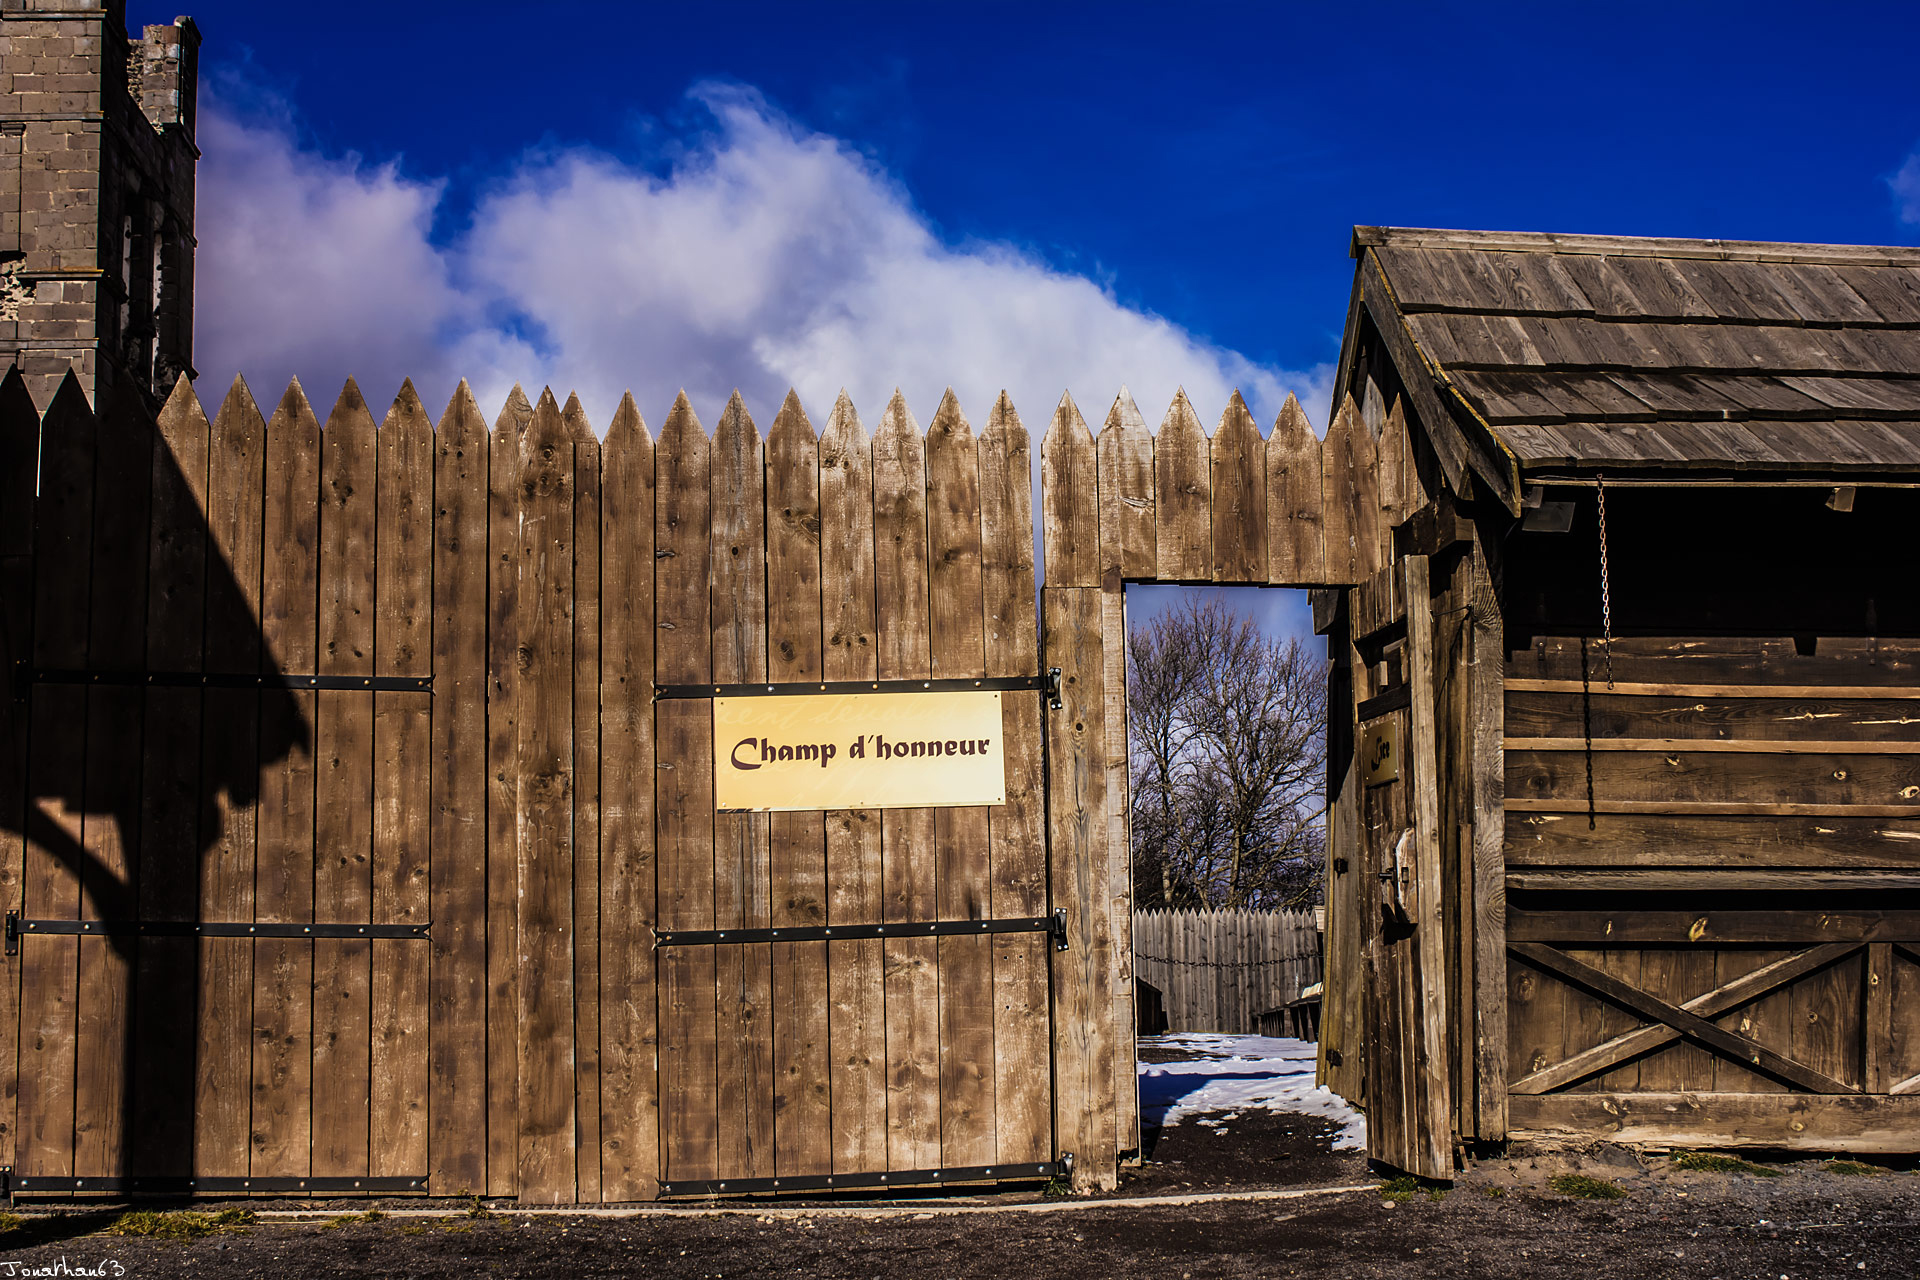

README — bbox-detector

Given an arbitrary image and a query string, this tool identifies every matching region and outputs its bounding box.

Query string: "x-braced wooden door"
[1350,554,1450,1179]
[649,390,1063,1197]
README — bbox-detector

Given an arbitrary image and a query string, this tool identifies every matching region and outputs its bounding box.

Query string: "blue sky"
[148,0,1920,643]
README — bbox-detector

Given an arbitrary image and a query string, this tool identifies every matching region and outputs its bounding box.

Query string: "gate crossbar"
[654,670,1061,708]
[4,912,428,954]
[655,910,1069,951]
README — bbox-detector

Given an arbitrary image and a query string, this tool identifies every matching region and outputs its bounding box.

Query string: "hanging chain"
[1580,636,1596,831]
[1595,472,1614,690]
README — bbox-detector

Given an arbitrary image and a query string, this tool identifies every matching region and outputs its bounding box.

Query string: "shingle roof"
[1355,227,1920,476]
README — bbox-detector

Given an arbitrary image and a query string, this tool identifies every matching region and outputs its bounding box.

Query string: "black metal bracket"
[656,915,1061,948]
[16,662,431,696]
[5,912,429,955]
[1050,907,1070,952]
[658,1159,1067,1198]
[6,1174,425,1195]
[654,671,1061,704]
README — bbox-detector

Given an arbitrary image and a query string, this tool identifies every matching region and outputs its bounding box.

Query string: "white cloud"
[1894,147,1920,226]
[195,82,1330,436]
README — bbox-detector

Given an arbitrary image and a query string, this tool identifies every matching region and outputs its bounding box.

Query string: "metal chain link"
[1596,472,1614,690]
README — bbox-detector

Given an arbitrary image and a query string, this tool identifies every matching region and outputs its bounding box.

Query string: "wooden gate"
[1347,556,1449,1179]
[1,375,452,1195]
[640,390,1058,1194]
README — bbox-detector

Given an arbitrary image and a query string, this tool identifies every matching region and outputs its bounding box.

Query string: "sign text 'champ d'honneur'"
[712,690,1006,812]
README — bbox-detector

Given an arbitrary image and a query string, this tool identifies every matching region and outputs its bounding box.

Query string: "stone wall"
[0,0,199,410]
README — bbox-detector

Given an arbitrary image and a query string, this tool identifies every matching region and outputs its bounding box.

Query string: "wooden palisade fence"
[1132,909,1322,1035]
[0,368,1397,1202]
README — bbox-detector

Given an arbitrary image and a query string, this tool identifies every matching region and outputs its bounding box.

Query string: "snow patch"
[1138,1033,1366,1152]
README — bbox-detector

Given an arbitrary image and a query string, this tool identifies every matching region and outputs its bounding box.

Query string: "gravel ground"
[2,1040,1914,1279]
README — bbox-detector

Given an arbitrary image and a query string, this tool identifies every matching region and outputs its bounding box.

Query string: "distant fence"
[1132,910,1323,1035]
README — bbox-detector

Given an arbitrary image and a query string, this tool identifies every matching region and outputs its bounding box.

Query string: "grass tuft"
[108,1208,254,1241]
[1826,1160,1878,1177]
[1379,1175,1418,1203]
[1670,1152,1782,1178]
[1041,1178,1073,1199]
[1481,1185,1506,1199]
[0,1213,20,1235]
[1548,1173,1626,1200]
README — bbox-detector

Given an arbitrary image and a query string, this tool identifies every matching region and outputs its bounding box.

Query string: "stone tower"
[0,1,199,411]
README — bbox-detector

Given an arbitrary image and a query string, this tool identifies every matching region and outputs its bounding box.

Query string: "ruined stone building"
[1,0,198,411]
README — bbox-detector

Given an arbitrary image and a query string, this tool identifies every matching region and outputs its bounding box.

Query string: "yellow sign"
[1360,718,1401,787]
[713,691,1006,812]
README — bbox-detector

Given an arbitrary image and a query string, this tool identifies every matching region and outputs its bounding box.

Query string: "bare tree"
[1127,595,1327,910]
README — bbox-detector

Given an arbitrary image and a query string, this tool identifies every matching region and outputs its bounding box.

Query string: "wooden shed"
[1317,226,1920,1178]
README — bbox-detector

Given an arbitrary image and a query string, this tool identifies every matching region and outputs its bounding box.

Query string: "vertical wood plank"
[372,382,433,1181]
[872,391,940,1171]
[564,393,603,1202]
[251,379,321,1181]
[516,389,576,1203]
[655,392,717,1184]
[981,391,1049,1166]
[1376,396,1407,567]
[1347,398,1382,582]
[599,392,659,1202]
[75,390,153,1178]
[1466,528,1507,1137]
[1152,390,1210,583]
[1266,393,1324,585]
[819,393,884,1173]
[197,377,266,1179]
[0,370,38,1173]
[313,379,378,1181]
[18,376,95,1181]
[1094,391,1143,1158]
[1096,389,1153,588]
[1405,554,1450,1178]
[926,389,996,1169]
[1865,942,1894,1094]
[428,381,490,1195]
[485,385,532,1196]
[1320,398,1360,586]
[1041,392,1116,1190]
[764,390,832,1180]
[710,391,775,1182]
[1209,391,1266,583]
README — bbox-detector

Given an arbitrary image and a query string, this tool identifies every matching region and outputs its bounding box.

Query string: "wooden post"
[252,379,321,1183]
[655,392,716,1185]
[563,393,603,1203]
[599,392,659,1202]
[372,382,433,1186]
[819,392,885,1174]
[1042,392,1116,1191]
[314,380,378,1184]
[428,382,491,1195]
[765,390,831,1181]
[485,385,532,1196]
[873,391,940,1171]
[982,391,1049,1166]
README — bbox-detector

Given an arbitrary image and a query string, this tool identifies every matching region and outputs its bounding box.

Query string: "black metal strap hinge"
[5,912,428,955]
[654,670,1062,708]
[656,911,1069,950]
[658,1158,1068,1199]
[16,662,431,696]
[7,1174,424,1195]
